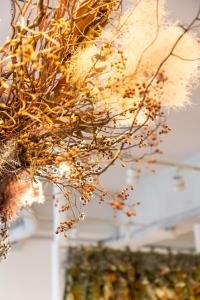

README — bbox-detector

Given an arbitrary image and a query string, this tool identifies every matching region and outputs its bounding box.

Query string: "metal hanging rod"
[141,245,195,254]
[127,156,200,172]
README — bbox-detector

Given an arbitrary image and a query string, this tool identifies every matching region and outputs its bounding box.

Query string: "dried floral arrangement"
[0,0,200,260]
[64,247,200,300]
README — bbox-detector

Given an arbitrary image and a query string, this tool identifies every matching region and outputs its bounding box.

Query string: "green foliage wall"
[64,247,200,300]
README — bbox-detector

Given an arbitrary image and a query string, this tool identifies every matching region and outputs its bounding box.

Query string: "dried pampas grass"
[117,0,200,108]
[73,0,200,118]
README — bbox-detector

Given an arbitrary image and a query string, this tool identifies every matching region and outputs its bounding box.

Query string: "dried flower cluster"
[0,0,199,260]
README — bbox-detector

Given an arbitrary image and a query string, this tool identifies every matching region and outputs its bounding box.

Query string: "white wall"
[0,239,52,300]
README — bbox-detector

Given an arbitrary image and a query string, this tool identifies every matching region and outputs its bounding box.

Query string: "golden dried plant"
[0,0,199,259]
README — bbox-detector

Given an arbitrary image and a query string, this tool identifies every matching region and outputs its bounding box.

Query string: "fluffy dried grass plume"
[74,0,200,115]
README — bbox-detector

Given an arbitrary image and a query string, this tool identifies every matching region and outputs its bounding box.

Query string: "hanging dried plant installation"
[0,0,199,260]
